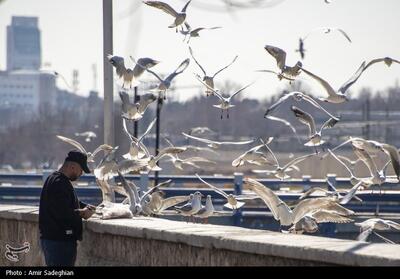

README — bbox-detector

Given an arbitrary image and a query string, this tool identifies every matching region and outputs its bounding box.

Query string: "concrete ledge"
[0,204,399,266]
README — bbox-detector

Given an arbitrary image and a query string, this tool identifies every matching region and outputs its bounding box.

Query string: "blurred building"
[7,16,41,71]
[0,16,56,127]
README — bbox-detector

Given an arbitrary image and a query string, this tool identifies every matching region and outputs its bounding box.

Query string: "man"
[39,150,95,266]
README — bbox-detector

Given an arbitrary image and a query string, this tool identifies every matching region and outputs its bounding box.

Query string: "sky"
[0,0,399,102]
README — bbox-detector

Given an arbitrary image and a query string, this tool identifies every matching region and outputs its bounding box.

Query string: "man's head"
[63,150,91,181]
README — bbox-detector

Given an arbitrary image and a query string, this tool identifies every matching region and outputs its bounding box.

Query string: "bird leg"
[227,109,230,119]
[220,110,223,119]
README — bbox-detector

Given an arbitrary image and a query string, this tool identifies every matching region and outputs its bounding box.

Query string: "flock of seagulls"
[54,1,400,244]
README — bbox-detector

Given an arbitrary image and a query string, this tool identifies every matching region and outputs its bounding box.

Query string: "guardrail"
[1,171,400,236]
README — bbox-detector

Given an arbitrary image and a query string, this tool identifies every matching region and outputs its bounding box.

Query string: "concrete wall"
[1,205,400,266]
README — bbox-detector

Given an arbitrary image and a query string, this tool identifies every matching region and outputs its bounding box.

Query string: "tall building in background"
[7,16,41,71]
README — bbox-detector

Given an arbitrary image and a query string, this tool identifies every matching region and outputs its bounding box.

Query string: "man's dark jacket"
[39,171,86,241]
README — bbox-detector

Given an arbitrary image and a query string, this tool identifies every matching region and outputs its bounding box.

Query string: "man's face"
[69,163,83,181]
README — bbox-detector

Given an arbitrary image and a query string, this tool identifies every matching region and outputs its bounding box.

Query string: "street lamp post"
[103,0,114,146]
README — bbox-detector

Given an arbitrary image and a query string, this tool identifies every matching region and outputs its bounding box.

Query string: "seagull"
[174,191,202,221]
[352,145,399,189]
[361,57,400,75]
[74,131,97,142]
[140,145,188,172]
[323,137,384,159]
[295,38,306,60]
[107,54,159,89]
[264,45,303,80]
[163,137,216,170]
[243,177,354,229]
[355,218,400,244]
[117,171,165,215]
[194,76,255,118]
[122,117,156,160]
[195,174,258,210]
[119,91,157,121]
[189,46,238,96]
[182,132,256,149]
[300,61,366,103]
[264,91,340,121]
[134,58,190,100]
[180,22,221,43]
[296,27,351,60]
[299,178,363,205]
[291,105,339,150]
[193,195,214,223]
[288,209,353,234]
[302,27,352,43]
[151,194,191,215]
[94,152,149,181]
[56,135,113,163]
[252,145,315,180]
[52,71,73,90]
[143,0,192,32]
[163,136,218,155]
[231,138,275,167]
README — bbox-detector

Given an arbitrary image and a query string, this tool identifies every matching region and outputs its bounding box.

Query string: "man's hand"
[75,206,95,220]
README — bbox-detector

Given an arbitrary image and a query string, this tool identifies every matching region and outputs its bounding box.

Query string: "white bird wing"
[362,57,400,73]
[182,132,254,146]
[138,117,157,143]
[189,46,207,76]
[264,92,297,116]
[56,135,87,154]
[107,55,127,78]
[116,159,149,175]
[159,195,191,212]
[259,138,279,166]
[265,115,300,142]
[310,210,353,223]
[282,153,315,171]
[154,147,187,162]
[352,147,379,176]
[338,61,366,94]
[213,55,238,78]
[195,174,229,199]
[299,187,330,200]
[137,93,157,114]
[117,171,139,205]
[339,181,363,205]
[264,45,286,71]
[300,67,337,97]
[386,220,400,231]
[300,93,340,120]
[382,144,400,179]
[335,28,352,42]
[357,228,373,242]
[228,81,255,101]
[173,58,190,75]
[90,144,114,161]
[143,1,179,17]
[244,178,292,224]
[182,157,215,164]
[291,106,316,136]
[182,132,214,144]
[292,198,329,224]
